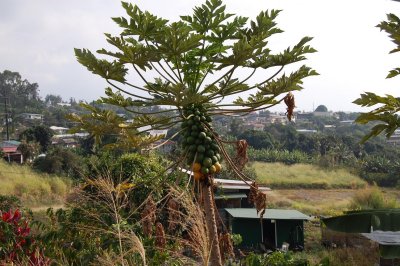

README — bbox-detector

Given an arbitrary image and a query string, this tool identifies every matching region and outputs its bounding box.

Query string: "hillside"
[252,162,366,189]
[0,161,71,208]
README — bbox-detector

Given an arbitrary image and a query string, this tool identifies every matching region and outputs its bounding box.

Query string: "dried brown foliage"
[235,139,248,171]
[141,197,156,237]
[219,233,234,260]
[284,92,295,121]
[255,192,267,218]
[248,182,258,204]
[66,176,147,266]
[248,181,267,218]
[167,197,180,232]
[155,222,166,249]
[168,187,211,266]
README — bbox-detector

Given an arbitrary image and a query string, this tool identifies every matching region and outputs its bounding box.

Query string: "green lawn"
[252,162,366,189]
[0,161,71,208]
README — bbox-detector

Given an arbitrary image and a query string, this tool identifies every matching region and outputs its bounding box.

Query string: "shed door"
[263,219,276,249]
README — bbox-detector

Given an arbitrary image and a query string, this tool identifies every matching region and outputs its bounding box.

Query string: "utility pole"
[4,96,9,140]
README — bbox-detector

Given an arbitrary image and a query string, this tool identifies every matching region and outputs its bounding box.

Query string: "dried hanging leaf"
[248,181,267,219]
[283,92,295,121]
[255,192,267,218]
[141,197,156,237]
[167,198,180,232]
[248,182,258,204]
[155,222,166,249]
[235,139,249,171]
[219,233,234,260]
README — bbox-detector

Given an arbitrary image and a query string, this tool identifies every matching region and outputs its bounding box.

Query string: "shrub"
[359,156,400,187]
[0,209,50,265]
[0,195,21,211]
[33,147,84,179]
[241,252,309,266]
[349,187,398,210]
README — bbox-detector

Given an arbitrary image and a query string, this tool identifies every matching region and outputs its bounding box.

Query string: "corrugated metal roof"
[361,231,400,246]
[215,193,247,200]
[2,147,18,153]
[214,178,270,191]
[225,208,310,220]
[175,169,271,191]
[0,140,21,147]
[322,209,400,233]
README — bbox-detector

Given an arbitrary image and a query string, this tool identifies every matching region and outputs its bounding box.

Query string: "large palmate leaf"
[354,13,400,142]
[73,0,316,149]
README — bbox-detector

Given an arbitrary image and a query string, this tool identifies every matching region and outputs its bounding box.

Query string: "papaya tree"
[354,14,400,143]
[72,0,317,264]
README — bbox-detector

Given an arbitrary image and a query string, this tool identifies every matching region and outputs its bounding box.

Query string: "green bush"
[240,252,309,266]
[85,152,172,205]
[0,195,21,211]
[33,147,85,179]
[349,187,398,210]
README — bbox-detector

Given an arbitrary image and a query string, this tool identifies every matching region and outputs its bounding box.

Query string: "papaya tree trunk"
[202,181,222,266]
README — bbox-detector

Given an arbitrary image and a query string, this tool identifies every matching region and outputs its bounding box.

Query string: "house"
[56,103,71,107]
[61,138,78,148]
[296,129,318,134]
[0,140,23,163]
[214,178,270,209]
[20,113,43,120]
[339,120,355,125]
[243,123,264,131]
[296,112,313,121]
[266,114,288,125]
[149,129,168,137]
[50,126,69,135]
[313,111,335,117]
[387,130,400,145]
[225,208,310,250]
[321,209,400,265]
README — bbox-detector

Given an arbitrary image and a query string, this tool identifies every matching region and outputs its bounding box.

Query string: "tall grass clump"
[40,175,147,266]
[0,160,71,207]
[37,176,209,265]
[349,186,398,210]
[167,187,211,266]
[253,162,366,189]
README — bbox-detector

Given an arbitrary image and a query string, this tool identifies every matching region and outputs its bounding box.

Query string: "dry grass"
[0,161,71,207]
[252,162,366,189]
[167,187,211,266]
[266,189,355,216]
[349,186,399,210]
[67,176,147,266]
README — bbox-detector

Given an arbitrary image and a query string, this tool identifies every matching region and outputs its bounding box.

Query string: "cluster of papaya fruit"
[181,104,222,181]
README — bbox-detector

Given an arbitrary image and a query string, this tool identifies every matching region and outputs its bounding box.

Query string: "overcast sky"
[1,0,400,112]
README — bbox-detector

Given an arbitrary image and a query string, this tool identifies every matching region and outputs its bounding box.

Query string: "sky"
[1,0,400,112]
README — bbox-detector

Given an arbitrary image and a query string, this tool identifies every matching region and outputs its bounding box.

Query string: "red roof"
[2,147,18,153]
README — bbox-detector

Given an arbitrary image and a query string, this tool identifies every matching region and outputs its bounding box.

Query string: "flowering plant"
[0,209,49,265]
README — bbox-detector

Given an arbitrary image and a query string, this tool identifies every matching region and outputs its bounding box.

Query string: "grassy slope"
[0,161,71,208]
[252,162,366,189]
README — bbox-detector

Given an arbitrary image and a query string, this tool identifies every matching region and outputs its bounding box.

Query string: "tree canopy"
[315,104,328,112]
[0,70,43,114]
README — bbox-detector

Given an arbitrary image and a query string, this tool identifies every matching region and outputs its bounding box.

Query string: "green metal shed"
[225,208,310,250]
[321,209,400,260]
